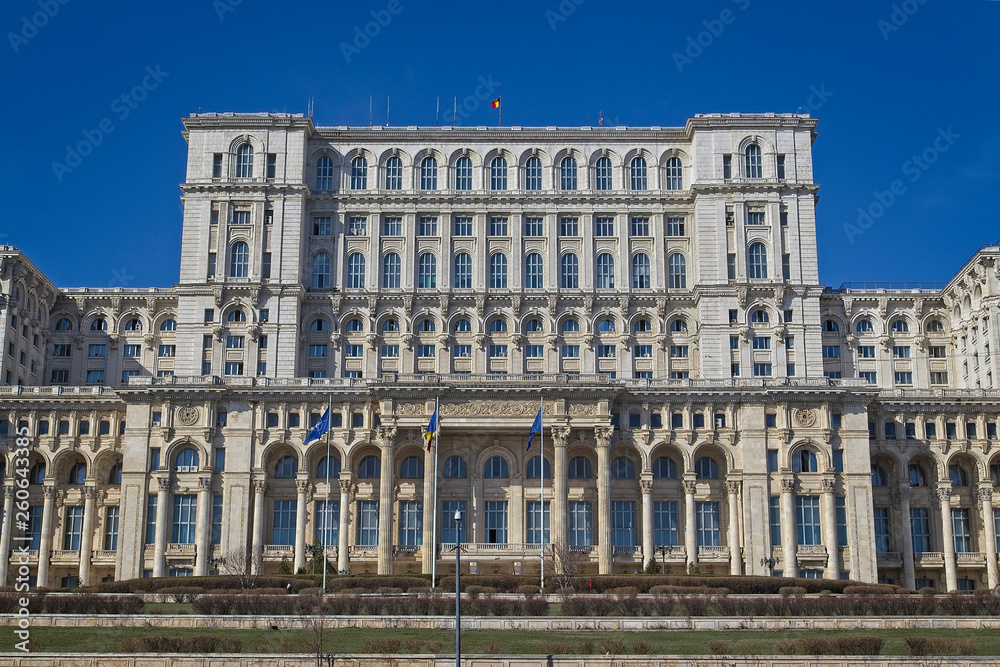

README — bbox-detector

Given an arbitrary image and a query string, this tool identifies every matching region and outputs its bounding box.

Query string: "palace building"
[0,112,998,592]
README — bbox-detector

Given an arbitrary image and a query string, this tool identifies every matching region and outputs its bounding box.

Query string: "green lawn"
[13,627,999,656]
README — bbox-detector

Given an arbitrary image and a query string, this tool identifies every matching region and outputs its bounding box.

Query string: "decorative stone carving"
[177,407,200,427]
[682,480,697,494]
[83,486,97,499]
[199,477,213,491]
[550,426,571,447]
[253,479,267,493]
[780,478,795,493]
[821,477,836,493]
[792,408,817,428]
[935,487,952,502]
[295,480,311,494]
[376,426,397,446]
[339,479,353,494]
[639,480,653,494]
[594,426,613,448]
[440,401,555,418]
[897,485,910,502]
[395,402,425,417]
[725,480,741,496]
[979,485,995,502]
[157,477,172,492]
[568,403,597,417]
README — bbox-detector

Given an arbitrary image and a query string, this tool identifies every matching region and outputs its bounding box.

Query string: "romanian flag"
[424,406,438,452]
[491,97,501,109]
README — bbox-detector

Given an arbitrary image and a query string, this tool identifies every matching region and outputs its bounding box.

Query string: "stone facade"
[0,112,996,591]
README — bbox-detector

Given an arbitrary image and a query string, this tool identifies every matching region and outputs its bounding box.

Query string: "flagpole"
[499,95,502,127]
[539,396,544,594]
[431,397,440,590]
[322,394,333,593]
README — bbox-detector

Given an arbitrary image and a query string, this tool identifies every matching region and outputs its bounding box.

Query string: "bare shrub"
[599,638,626,654]
[632,640,653,654]
[707,641,729,655]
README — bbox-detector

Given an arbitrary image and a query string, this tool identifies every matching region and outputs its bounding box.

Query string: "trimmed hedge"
[0,593,143,615]
[95,575,321,594]
[191,593,548,616]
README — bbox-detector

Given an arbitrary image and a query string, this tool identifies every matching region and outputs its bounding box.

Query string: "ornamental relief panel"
[568,403,598,417]
[439,401,556,418]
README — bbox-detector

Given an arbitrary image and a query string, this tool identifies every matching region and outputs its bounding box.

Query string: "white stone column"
[152,477,171,578]
[683,479,697,569]
[726,480,742,575]
[595,427,612,574]
[251,479,266,576]
[194,477,212,577]
[293,480,309,573]
[551,427,569,551]
[980,485,998,591]
[821,477,840,580]
[938,485,958,592]
[421,443,435,575]
[78,486,97,586]
[898,485,916,590]
[779,478,798,578]
[377,431,395,575]
[640,479,654,569]
[36,486,55,587]
[337,478,351,574]
[0,486,14,585]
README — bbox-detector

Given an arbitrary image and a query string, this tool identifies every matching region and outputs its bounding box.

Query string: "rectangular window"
[53,343,71,357]
[212,153,223,178]
[560,345,580,359]
[453,216,472,236]
[893,346,911,358]
[669,345,689,358]
[398,500,423,546]
[696,501,721,547]
[666,217,685,236]
[312,217,332,236]
[947,422,957,439]
[158,345,175,358]
[594,217,614,236]
[224,362,243,376]
[894,372,913,385]
[345,345,364,358]
[50,369,68,383]
[348,216,367,236]
[86,370,105,384]
[753,337,771,350]
[747,211,766,225]
[269,500,296,546]
[822,345,841,358]
[88,344,107,358]
[315,500,340,546]
[523,217,543,236]
[525,345,544,358]
[860,371,877,384]
[442,501,467,544]
[653,501,679,547]
[417,344,435,358]
[123,344,141,358]
[380,345,399,358]
[489,345,508,358]
[568,501,593,547]
[926,422,937,438]
[769,497,781,546]
[453,345,472,358]
[729,309,738,323]
[782,254,791,280]
[612,501,636,548]
[559,217,579,237]
[526,501,550,545]
[952,508,971,553]
[634,345,653,358]
[484,501,508,544]
[103,506,120,551]
[786,336,795,351]
[727,254,736,280]
[171,495,197,544]
[767,449,778,472]
[383,216,402,236]
[911,508,930,553]
[885,422,897,439]
[598,345,617,358]
[489,217,509,236]
[836,496,848,546]
[930,371,949,385]
[225,336,244,349]
[121,370,139,383]
[356,500,379,546]
[873,507,890,553]
[418,217,438,236]
[752,363,772,377]
[63,506,84,550]
[266,153,276,179]
[309,344,328,358]
[795,496,822,546]
[833,449,844,473]
[261,253,270,279]
[859,346,876,359]
[723,155,732,179]
[630,217,649,236]
[231,210,251,225]
[929,346,947,359]
[211,495,223,546]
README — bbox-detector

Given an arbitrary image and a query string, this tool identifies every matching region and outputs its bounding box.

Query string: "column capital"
[339,479,354,494]
[979,485,995,502]
[897,485,911,502]
[83,485,98,500]
[725,480,742,496]
[936,486,952,502]
[3,485,14,498]
[780,478,796,493]
[42,485,56,499]
[157,476,172,492]
[376,426,397,447]
[821,477,836,493]
[594,426,613,448]
[551,426,571,448]
[198,477,213,491]
[682,479,697,495]
[639,480,653,494]
[253,479,268,493]
[295,479,312,495]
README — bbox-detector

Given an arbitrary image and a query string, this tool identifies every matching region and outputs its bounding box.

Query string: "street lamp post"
[454,509,464,667]
[655,544,675,574]
[760,556,778,576]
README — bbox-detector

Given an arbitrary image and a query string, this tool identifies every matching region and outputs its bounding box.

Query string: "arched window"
[665,156,683,190]
[175,448,199,472]
[55,318,73,331]
[891,320,909,333]
[274,455,298,479]
[91,318,107,331]
[560,253,579,289]
[668,253,686,289]
[745,144,762,178]
[230,242,249,278]
[227,309,246,323]
[418,318,436,332]
[310,318,328,332]
[597,318,616,333]
[489,254,508,289]
[595,156,613,190]
[908,464,926,487]
[524,156,542,190]
[345,318,364,332]
[454,156,472,190]
[526,455,552,479]
[358,455,380,478]
[490,156,508,190]
[856,319,874,333]
[453,253,472,289]
[695,457,719,479]
[454,318,472,333]
[568,456,593,479]
[316,156,334,190]
[652,456,677,479]
[792,449,818,473]
[68,462,86,484]
[596,253,615,289]
[418,253,437,289]
[630,156,648,190]
[484,455,509,479]
[561,319,580,333]
[634,319,652,333]
[611,456,635,479]
[927,319,945,333]
[525,253,544,289]
[346,253,366,289]
[949,464,969,487]
[312,253,330,289]
[235,143,254,178]
[316,456,341,479]
[670,319,688,332]
[748,243,768,279]
[525,319,543,333]
[441,456,469,479]
[871,464,887,486]
[124,318,142,331]
[382,253,401,288]
[400,456,424,479]
[632,253,651,289]
[443,455,467,478]
[29,462,45,484]
[108,462,122,484]
[560,156,577,190]
[384,156,403,190]
[420,156,438,190]
[350,156,368,189]
[823,320,840,332]
[160,319,177,331]
[751,309,770,324]
[381,319,399,333]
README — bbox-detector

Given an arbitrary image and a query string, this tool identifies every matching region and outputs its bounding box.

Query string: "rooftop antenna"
[307,97,314,118]
[386,96,390,127]
[369,96,373,127]
[453,97,457,127]
[599,111,604,127]
[436,96,440,127]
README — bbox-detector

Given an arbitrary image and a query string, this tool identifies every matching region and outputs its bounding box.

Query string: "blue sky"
[3,0,998,289]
